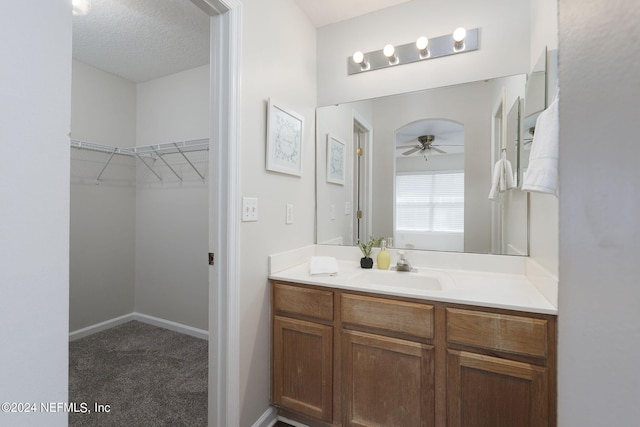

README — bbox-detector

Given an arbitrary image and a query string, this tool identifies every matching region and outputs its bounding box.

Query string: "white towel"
[488,155,515,200]
[522,93,559,196]
[309,256,339,276]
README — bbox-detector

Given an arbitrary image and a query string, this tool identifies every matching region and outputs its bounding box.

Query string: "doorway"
[352,114,373,245]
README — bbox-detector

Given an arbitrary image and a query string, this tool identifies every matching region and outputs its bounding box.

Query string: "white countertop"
[269,246,558,315]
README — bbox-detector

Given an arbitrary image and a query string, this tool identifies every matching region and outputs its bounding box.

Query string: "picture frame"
[266,98,304,176]
[326,134,346,185]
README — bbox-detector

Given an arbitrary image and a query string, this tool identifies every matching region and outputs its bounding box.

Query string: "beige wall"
[238,0,317,424]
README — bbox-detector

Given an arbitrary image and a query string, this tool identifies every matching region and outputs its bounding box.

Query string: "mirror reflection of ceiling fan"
[397,135,447,158]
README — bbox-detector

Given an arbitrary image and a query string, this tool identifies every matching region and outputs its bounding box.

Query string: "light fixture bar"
[347,28,479,75]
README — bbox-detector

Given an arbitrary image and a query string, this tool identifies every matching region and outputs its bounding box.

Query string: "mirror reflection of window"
[395,171,464,251]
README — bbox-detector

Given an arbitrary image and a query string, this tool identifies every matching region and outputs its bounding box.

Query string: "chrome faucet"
[395,250,413,272]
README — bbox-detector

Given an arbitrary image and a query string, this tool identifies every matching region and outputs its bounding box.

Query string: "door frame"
[196,0,242,426]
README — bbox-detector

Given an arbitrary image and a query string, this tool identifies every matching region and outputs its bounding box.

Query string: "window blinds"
[396,172,464,232]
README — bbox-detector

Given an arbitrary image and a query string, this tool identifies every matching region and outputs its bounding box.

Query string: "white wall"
[558,0,640,425]
[0,1,71,426]
[238,0,317,424]
[69,61,137,331]
[135,65,210,330]
[317,0,530,106]
[71,60,137,147]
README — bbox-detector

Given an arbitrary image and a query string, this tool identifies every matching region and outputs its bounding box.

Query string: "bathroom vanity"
[269,248,557,427]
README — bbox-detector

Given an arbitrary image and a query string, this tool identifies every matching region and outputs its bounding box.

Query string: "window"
[396,172,464,233]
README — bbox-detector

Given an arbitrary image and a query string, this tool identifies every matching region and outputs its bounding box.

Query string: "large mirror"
[316,74,532,255]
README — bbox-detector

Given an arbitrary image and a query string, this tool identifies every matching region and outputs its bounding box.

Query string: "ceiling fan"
[398,135,447,156]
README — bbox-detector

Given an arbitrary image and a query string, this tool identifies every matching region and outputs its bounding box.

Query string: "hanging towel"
[309,256,339,276]
[522,92,559,196]
[488,152,515,200]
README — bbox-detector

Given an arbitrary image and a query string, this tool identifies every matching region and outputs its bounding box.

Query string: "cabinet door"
[343,330,435,427]
[273,316,333,422]
[447,350,549,427]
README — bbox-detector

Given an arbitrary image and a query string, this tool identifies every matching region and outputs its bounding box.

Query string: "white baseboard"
[69,312,209,341]
[69,313,135,341]
[252,406,277,427]
[132,312,208,340]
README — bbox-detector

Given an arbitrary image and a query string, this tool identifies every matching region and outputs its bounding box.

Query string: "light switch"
[286,204,294,224]
[345,201,351,215]
[242,197,258,222]
[330,204,336,220]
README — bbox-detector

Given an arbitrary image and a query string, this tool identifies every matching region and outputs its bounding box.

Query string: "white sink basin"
[352,268,451,291]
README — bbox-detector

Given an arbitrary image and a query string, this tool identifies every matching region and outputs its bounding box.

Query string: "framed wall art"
[326,134,346,185]
[266,98,304,176]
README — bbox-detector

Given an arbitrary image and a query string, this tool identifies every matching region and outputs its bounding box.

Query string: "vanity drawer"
[273,282,334,322]
[342,294,433,340]
[446,308,548,358]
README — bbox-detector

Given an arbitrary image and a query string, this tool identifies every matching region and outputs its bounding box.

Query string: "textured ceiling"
[294,0,413,28]
[72,0,210,83]
[72,0,410,83]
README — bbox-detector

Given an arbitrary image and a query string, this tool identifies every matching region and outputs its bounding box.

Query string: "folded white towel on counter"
[488,155,515,200]
[522,93,559,196]
[309,256,339,276]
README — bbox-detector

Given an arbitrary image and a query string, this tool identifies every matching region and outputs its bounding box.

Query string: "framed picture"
[266,98,304,176]
[326,134,346,185]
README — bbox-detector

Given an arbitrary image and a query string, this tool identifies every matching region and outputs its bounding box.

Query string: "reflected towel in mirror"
[488,152,515,200]
[522,91,559,196]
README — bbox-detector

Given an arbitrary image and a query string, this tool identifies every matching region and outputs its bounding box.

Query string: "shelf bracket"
[151,146,183,181]
[173,143,205,181]
[95,148,118,184]
[135,153,163,182]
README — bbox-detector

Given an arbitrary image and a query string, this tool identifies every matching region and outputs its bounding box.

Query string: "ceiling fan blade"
[397,144,418,149]
[402,147,421,156]
[431,146,447,154]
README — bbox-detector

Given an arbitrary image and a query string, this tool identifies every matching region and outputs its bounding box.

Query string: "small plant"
[358,236,382,258]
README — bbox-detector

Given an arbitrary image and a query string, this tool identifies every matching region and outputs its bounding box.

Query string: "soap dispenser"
[377,239,390,270]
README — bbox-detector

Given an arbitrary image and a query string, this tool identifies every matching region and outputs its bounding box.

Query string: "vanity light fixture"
[453,27,467,51]
[347,27,479,75]
[72,0,91,16]
[352,51,369,71]
[416,36,430,58]
[383,44,399,65]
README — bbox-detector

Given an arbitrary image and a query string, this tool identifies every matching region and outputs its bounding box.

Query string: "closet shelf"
[70,138,209,184]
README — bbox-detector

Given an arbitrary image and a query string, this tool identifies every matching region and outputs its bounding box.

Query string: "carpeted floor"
[69,320,208,426]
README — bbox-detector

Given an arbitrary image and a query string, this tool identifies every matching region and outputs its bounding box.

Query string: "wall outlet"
[345,201,351,215]
[286,204,294,224]
[242,197,258,222]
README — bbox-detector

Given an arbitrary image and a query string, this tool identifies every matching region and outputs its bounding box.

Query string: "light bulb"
[72,0,91,16]
[453,27,466,43]
[352,51,364,64]
[416,37,429,51]
[383,44,395,58]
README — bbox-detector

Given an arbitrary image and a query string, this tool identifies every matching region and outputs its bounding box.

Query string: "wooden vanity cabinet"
[271,282,335,423]
[341,294,436,427]
[271,281,557,427]
[445,307,556,427]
